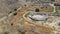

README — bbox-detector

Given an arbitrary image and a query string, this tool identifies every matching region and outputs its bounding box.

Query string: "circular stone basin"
[28,12,49,21]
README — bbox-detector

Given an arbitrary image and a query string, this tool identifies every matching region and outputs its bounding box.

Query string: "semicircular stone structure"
[0,0,60,34]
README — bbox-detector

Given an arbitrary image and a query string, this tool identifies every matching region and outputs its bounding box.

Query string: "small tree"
[35,8,40,12]
[51,0,55,2]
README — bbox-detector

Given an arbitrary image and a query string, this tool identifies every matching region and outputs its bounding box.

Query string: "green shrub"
[4,32,8,34]
[21,32,25,34]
